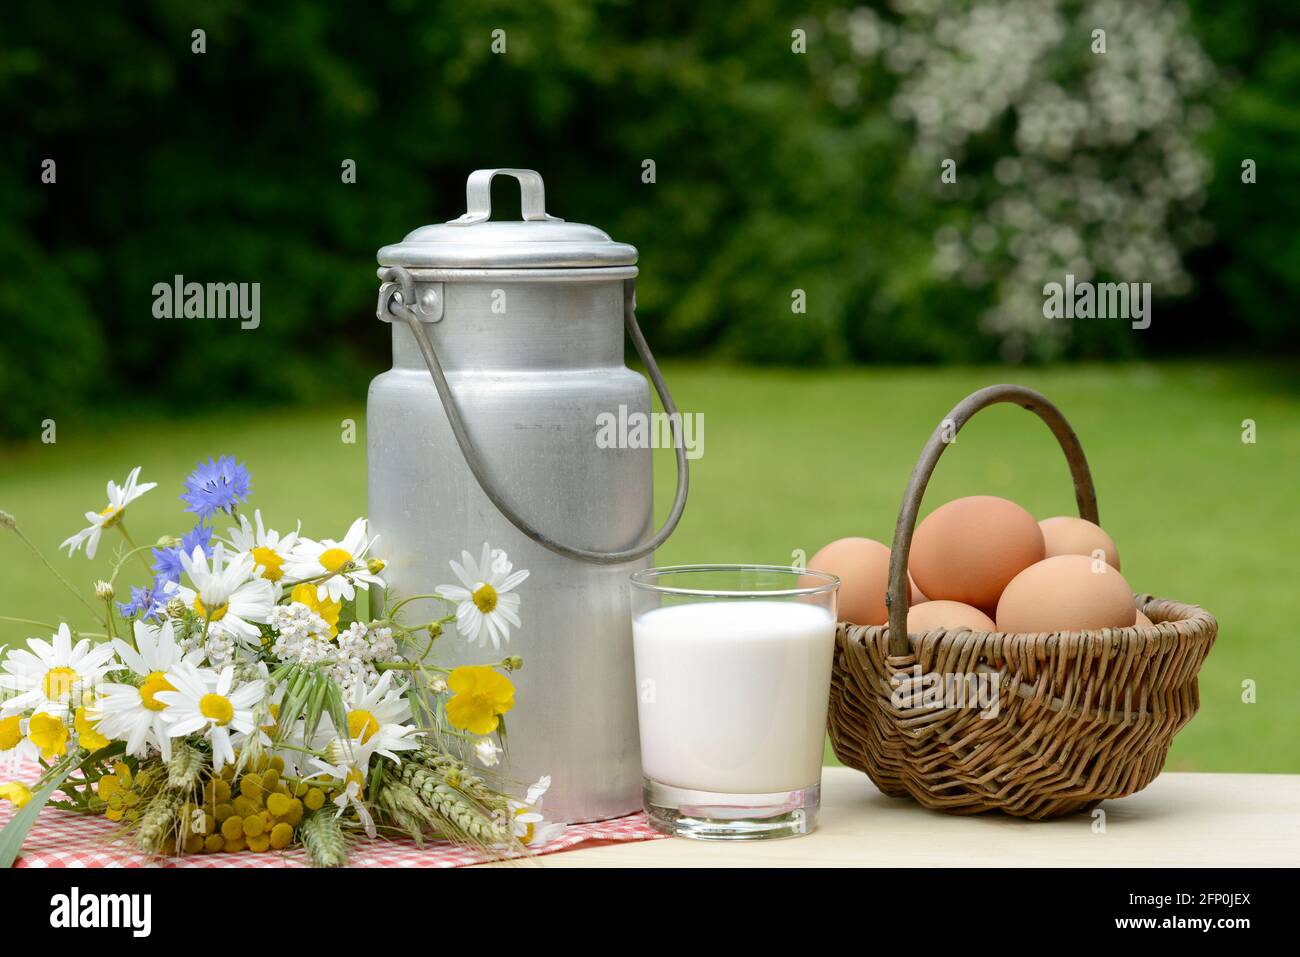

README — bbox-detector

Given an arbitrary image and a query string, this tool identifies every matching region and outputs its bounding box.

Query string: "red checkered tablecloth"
[0,760,663,868]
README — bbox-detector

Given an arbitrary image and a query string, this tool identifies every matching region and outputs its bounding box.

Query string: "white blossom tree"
[822,0,1216,358]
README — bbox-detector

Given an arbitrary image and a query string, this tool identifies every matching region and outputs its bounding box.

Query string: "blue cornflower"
[117,578,178,621]
[181,455,251,520]
[153,523,213,583]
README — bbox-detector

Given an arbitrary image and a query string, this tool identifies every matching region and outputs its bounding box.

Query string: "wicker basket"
[827,384,1218,819]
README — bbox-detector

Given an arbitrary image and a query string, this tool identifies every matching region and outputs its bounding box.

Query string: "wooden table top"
[484,768,1300,867]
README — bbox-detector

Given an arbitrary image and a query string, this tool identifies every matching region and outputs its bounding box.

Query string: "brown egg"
[1038,516,1121,570]
[806,537,914,626]
[907,600,995,634]
[996,554,1138,633]
[1134,609,1154,628]
[910,496,1045,611]
[910,576,928,603]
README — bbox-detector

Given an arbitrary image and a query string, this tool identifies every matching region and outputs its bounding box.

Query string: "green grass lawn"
[1,361,1296,773]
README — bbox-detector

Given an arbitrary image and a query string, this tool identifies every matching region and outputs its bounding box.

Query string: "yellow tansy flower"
[445,665,515,736]
[74,707,111,752]
[291,583,342,637]
[0,782,33,808]
[28,712,70,760]
[0,715,23,751]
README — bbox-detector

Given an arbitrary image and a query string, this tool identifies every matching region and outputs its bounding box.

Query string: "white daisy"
[175,542,275,646]
[60,466,157,559]
[312,670,419,762]
[261,704,310,776]
[0,624,119,717]
[0,714,39,765]
[268,724,309,776]
[154,662,266,772]
[230,660,281,757]
[509,776,562,846]
[92,620,202,760]
[305,736,383,838]
[436,543,529,649]
[227,510,300,585]
[286,518,385,604]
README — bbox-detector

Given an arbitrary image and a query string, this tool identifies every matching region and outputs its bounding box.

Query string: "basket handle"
[884,384,1099,656]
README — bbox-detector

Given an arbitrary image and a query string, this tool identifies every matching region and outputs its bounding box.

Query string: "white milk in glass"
[633,600,836,794]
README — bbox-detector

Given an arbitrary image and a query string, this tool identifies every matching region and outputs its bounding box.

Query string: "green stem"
[29,747,85,790]
[2,521,105,623]
[273,743,324,758]
[290,772,341,789]
[108,543,159,591]
[0,618,109,643]
[376,653,513,675]
[0,615,60,631]
[279,571,336,590]
[440,729,477,742]
[413,614,457,659]
[376,661,452,673]
[388,593,454,618]
[115,522,154,575]
[277,560,388,594]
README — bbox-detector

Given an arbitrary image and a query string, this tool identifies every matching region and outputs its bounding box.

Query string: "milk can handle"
[380,266,689,565]
[448,169,564,225]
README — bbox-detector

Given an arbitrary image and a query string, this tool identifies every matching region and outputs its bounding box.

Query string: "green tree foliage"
[1185,0,1300,350]
[0,1,1290,439]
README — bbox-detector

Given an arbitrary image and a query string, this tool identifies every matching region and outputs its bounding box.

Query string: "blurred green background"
[1,1,1297,771]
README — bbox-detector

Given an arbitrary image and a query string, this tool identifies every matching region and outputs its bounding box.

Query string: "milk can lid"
[377,169,637,269]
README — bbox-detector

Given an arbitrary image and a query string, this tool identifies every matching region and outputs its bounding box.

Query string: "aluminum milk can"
[368,169,688,823]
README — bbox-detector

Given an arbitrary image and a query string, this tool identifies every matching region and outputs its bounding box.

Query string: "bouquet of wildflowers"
[0,457,554,867]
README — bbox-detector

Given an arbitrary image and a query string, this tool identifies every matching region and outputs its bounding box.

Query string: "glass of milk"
[629,564,839,840]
